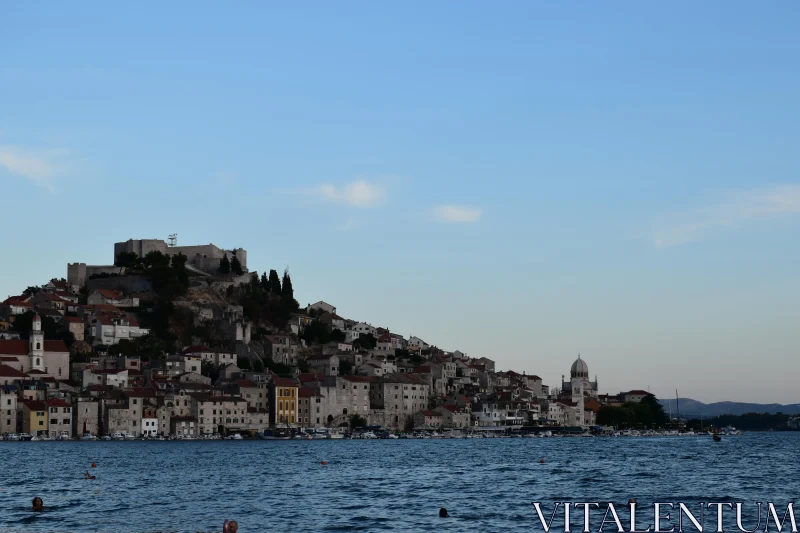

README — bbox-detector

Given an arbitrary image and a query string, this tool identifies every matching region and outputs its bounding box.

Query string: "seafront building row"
[0,241,654,439]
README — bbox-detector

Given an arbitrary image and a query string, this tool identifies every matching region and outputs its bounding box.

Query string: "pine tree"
[268,269,281,294]
[219,254,231,274]
[281,269,294,300]
[231,254,243,275]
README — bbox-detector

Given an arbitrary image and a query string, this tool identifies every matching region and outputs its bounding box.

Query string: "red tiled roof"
[235,379,259,388]
[298,387,319,398]
[47,398,71,408]
[27,369,47,375]
[96,289,123,299]
[0,364,26,378]
[272,377,298,387]
[422,410,441,417]
[0,340,28,355]
[182,345,212,354]
[22,400,47,411]
[63,316,83,323]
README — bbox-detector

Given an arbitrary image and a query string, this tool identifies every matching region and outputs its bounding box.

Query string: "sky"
[1,3,799,404]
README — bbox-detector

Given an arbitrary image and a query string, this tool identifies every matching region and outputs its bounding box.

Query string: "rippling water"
[2,432,797,532]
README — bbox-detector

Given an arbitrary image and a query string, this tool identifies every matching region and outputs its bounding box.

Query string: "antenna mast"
[168,234,177,247]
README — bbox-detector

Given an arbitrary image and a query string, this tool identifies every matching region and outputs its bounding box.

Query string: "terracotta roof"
[298,387,319,398]
[0,356,20,362]
[22,400,47,411]
[27,369,47,375]
[47,398,71,408]
[0,364,26,378]
[96,289,124,299]
[235,379,259,388]
[0,339,68,355]
[421,410,441,417]
[272,377,298,387]
[63,316,84,323]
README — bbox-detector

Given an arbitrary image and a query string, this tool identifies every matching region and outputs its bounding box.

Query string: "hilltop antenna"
[168,234,177,247]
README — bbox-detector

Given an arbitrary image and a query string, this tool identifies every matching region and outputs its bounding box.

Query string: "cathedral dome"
[570,355,589,378]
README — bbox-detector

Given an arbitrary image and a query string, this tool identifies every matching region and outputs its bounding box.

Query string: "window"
[50,419,57,425]
[63,419,69,424]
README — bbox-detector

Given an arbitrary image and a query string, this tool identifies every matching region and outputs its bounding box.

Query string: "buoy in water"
[91,462,97,468]
[539,459,545,464]
[321,460,328,465]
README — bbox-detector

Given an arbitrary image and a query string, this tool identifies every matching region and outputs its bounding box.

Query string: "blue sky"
[2,3,799,403]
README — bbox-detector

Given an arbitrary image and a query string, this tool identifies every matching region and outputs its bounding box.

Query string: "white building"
[0,314,70,378]
[92,315,149,346]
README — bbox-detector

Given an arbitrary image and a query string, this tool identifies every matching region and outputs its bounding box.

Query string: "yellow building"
[270,377,299,426]
[21,400,48,436]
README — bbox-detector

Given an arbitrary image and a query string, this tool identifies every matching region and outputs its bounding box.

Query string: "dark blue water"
[1,433,796,532]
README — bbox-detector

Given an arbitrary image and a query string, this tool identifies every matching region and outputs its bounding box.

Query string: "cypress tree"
[260,272,269,292]
[268,269,281,294]
[219,254,231,274]
[281,269,294,300]
[231,254,243,275]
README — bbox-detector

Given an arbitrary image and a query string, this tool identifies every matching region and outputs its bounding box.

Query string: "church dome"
[570,355,589,378]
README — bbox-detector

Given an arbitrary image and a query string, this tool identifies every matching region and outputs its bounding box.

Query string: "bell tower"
[29,314,45,371]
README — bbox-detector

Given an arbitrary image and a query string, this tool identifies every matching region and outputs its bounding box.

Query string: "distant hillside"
[660,398,800,417]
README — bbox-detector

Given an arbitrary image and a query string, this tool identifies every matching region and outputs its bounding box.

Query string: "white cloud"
[0,144,71,192]
[653,184,800,248]
[433,204,482,223]
[308,179,386,208]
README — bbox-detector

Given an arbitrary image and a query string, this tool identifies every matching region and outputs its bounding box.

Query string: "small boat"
[4,433,20,441]
[81,433,97,440]
[18,433,33,441]
[101,435,112,441]
[111,432,125,440]
[123,433,136,440]
[713,434,721,442]
[226,433,243,440]
[30,435,41,441]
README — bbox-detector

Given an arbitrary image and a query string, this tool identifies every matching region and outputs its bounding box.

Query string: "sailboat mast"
[675,389,680,426]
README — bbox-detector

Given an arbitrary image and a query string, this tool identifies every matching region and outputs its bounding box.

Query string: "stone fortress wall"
[68,239,248,287]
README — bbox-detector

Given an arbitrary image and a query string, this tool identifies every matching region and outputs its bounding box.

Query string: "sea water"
[2,432,797,532]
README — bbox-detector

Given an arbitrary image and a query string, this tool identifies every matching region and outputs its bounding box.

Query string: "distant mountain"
[659,398,800,418]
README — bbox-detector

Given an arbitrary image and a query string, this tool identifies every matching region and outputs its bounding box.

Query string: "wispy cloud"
[653,184,800,248]
[307,179,386,208]
[433,205,483,223]
[0,144,71,192]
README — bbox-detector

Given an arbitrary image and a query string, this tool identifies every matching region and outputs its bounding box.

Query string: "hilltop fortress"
[68,238,247,287]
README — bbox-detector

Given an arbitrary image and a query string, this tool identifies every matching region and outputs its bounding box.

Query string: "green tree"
[350,414,368,429]
[260,272,270,292]
[352,333,377,351]
[231,254,243,276]
[201,361,221,382]
[114,251,139,271]
[268,269,281,294]
[12,311,59,339]
[171,253,189,289]
[252,357,265,373]
[281,269,294,300]
[330,329,345,342]
[22,286,41,297]
[338,360,353,376]
[640,394,668,426]
[219,254,231,274]
[301,319,331,346]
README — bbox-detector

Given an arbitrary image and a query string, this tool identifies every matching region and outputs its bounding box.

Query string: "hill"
[659,398,800,417]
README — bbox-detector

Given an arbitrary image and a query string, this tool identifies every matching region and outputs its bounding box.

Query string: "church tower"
[29,314,45,371]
